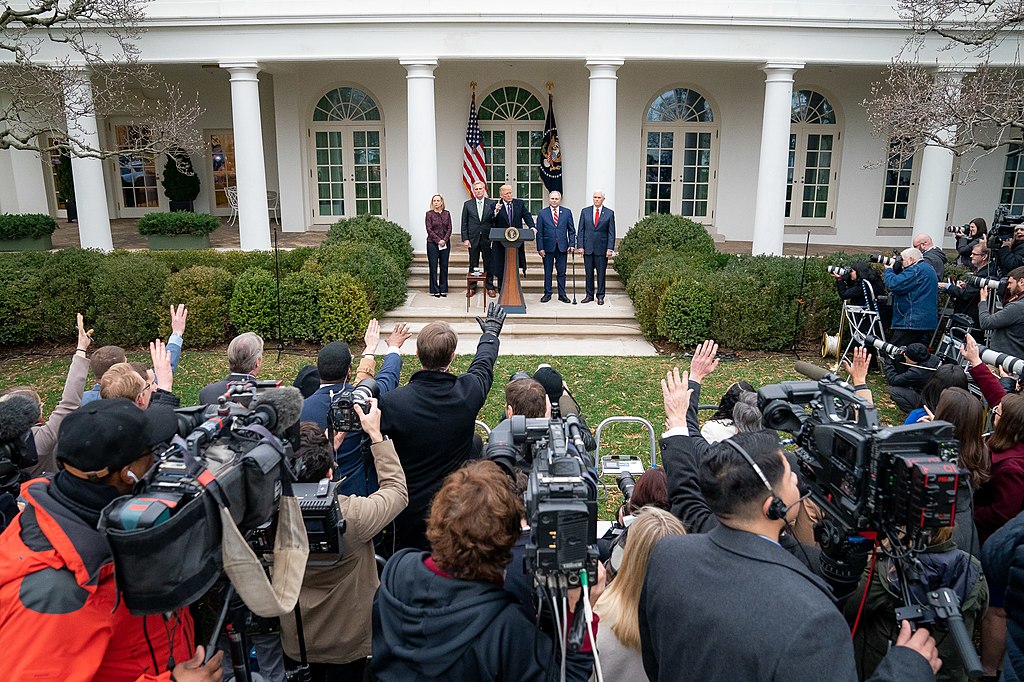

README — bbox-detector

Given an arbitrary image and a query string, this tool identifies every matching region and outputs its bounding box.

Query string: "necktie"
[507,203,512,224]
[594,207,599,228]
[477,200,483,221]
[553,209,558,247]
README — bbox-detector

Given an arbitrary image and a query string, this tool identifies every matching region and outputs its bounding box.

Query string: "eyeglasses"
[993,406,1002,417]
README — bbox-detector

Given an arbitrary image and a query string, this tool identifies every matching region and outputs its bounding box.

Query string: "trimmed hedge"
[658,277,715,348]
[91,253,170,345]
[0,213,58,240]
[627,252,721,338]
[324,215,414,270]
[137,212,221,237]
[303,242,406,314]
[162,266,234,346]
[615,214,716,285]
[0,244,401,350]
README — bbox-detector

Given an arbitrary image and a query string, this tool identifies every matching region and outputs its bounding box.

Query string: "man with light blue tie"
[535,190,575,303]
[577,190,615,305]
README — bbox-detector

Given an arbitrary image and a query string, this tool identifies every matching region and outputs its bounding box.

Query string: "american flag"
[462,92,487,195]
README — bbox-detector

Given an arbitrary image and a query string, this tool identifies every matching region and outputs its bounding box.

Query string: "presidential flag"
[462,92,487,195]
[539,93,562,193]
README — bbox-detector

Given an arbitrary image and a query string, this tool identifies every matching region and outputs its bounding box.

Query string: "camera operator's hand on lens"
[76,313,93,352]
[171,645,223,681]
[476,302,506,337]
[387,322,412,348]
[895,620,942,674]
[661,367,692,431]
[170,304,188,337]
[356,397,384,442]
[151,339,174,392]
[842,347,870,386]
[962,334,983,367]
[979,285,989,303]
[688,339,719,384]
[363,318,380,354]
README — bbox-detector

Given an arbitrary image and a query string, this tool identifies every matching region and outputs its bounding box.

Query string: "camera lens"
[616,472,635,501]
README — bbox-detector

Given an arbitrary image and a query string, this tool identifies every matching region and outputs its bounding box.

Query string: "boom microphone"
[243,386,304,437]
[0,393,41,442]
[794,361,833,382]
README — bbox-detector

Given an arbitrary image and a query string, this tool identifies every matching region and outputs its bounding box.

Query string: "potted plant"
[161,148,201,212]
[0,213,58,251]
[137,212,220,250]
[55,154,76,223]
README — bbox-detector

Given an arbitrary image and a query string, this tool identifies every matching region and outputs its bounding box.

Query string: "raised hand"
[661,367,693,431]
[476,302,506,337]
[150,338,173,393]
[387,322,412,349]
[688,340,719,384]
[76,313,94,352]
[170,304,188,337]
[961,333,982,367]
[363,319,380,354]
[842,346,870,386]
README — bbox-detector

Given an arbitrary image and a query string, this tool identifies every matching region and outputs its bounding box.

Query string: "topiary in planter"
[324,215,414,270]
[0,213,59,250]
[138,212,220,249]
[615,214,715,286]
[161,149,201,211]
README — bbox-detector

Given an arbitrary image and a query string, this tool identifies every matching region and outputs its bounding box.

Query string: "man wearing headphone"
[639,369,941,682]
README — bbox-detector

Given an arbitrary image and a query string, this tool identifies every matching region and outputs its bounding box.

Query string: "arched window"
[478,85,545,212]
[786,89,841,225]
[641,87,719,220]
[309,86,386,221]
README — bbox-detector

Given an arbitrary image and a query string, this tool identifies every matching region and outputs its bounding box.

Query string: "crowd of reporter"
[3,258,1024,682]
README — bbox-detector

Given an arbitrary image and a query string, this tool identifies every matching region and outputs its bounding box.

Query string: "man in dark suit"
[379,303,506,553]
[199,331,263,404]
[492,184,534,291]
[535,190,575,303]
[639,371,941,682]
[577,190,615,305]
[461,180,497,296]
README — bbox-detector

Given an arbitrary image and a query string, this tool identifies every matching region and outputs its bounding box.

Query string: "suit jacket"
[639,524,935,682]
[198,372,257,405]
[535,206,575,254]
[577,205,615,254]
[493,198,536,232]
[379,332,499,547]
[460,197,496,247]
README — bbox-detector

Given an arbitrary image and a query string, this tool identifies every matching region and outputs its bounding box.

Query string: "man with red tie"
[535,190,575,303]
[577,190,616,305]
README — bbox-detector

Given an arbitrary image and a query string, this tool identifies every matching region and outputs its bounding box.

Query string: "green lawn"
[0,347,902,518]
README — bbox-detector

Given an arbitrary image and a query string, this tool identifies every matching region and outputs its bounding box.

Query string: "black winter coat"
[371,549,592,681]
[982,509,1024,682]
[379,332,498,551]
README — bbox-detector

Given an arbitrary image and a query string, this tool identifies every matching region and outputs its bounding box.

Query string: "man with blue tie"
[577,190,616,305]
[535,190,575,303]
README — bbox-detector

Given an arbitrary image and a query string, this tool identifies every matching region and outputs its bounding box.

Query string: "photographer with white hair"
[883,247,939,348]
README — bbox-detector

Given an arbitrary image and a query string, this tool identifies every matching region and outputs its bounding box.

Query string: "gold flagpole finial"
[546,81,554,93]
[470,81,477,91]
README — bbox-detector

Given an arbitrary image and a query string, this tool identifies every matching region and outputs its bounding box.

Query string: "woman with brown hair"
[932,387,986,559]
[593,507,685,680]
[425,193,452,297]
[371,460,604,681]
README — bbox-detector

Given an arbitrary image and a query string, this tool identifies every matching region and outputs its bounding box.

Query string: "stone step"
[407,282,626,293]
[382,292,638,326]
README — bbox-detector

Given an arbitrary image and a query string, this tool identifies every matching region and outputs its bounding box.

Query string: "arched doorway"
[308,85,386,223]
[478,85,545,214]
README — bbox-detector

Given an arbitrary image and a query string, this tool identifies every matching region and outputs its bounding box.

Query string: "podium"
[489,226,535,314]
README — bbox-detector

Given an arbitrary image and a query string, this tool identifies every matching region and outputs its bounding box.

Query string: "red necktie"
[553,209,558,247]
[594,207,599,228]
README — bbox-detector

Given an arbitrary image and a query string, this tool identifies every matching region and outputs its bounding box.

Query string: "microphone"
[243,386,304,437]
[0,393,41,443]
[794,361,834,382]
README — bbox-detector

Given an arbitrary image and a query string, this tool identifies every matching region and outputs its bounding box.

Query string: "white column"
[222,61,271,251]
[914,71,964,240]
[585,59,624,206]
[64,69,112,251]
[273,70,305,232]
[402,59,438,252]
[0,147,50,214]
[752,62,804,256]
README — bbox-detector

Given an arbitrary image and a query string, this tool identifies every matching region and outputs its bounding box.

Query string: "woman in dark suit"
[425,194,452,297]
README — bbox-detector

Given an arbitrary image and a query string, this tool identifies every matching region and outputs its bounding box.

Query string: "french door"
[309,125,386,223]
[481,123,544,214]
[642,125,718,220]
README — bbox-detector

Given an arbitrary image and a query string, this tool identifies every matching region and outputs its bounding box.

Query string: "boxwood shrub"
[658,277,715,348]
[0,213,58,240]
[615,214,716,285]
[303,242,406,313]
[0,258,43,344]
[137,212,221,237]
[38,248,106,341]
[162,266,234,346]
[90,252,170,345]
[229,267,279,340]
[324,215,414,270]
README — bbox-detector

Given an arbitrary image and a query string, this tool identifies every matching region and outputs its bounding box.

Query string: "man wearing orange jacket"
[0,399,222,682]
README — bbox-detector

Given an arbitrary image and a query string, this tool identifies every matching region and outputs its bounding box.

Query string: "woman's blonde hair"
[429,194,445,211]
[594,506,685,650]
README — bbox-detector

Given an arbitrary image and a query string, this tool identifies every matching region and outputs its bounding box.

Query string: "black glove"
[476,302,506,337]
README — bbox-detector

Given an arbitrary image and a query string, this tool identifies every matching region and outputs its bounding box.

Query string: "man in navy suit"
[492,183,535,291]
[577,190,615,305]
[461,181,498,296]
[535,190,575,303]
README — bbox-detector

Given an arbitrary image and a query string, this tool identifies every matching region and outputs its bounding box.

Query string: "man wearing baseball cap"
[0,399,223,682]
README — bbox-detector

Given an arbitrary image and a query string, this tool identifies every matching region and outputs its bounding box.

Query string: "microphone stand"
[790,231,811,357]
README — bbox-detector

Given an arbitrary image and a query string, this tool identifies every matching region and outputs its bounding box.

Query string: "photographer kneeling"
[0,400,222,682]
[279,400,408,681]
[371,460,603,681]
